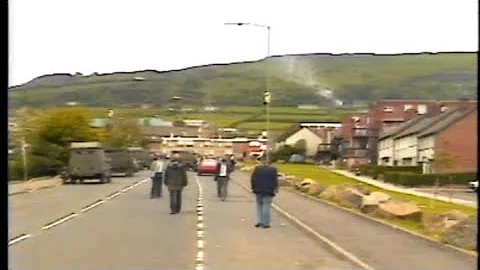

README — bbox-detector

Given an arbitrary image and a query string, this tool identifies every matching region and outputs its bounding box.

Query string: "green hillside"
[9,52,477,108]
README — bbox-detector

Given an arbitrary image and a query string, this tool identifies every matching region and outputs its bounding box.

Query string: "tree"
[103,118,147,148]
[294,139,307,155]
[10,107,99,179]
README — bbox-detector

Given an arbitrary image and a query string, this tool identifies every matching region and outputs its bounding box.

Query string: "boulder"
[319,185,342,200]
[361,191,391,213]
[337,187,365,208]
[375,202,423,221]
[442,217,478,251]
[300,178,316,186]
[278,178,290,187]
[423,210,470,236]
[307,183,326,196]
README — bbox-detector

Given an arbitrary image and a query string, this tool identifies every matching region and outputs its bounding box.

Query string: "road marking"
[233,179,375,270]
[8,234,32,246]
[80,200,105,213]
[106,191,122,200]
[42,213,77,230]
[195,175,206,270]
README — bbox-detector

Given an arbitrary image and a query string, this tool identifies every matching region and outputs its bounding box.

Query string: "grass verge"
[275,163,477,247]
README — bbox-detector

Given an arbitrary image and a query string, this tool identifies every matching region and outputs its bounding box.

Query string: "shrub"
[383,171,477,187]
[357,165,422,179]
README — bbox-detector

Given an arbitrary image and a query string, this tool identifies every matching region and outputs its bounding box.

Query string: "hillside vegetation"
[9,52,477,108]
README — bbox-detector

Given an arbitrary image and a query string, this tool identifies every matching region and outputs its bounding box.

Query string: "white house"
[275,127,324,157]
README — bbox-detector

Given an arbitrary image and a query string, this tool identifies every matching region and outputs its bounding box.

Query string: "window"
[440,105,448,112]
[383,106,394,113]
[404,104,413,111]
[417,104,427,115]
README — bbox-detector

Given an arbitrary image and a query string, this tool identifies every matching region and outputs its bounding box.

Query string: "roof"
[418,107,477,138]
[393,109,459,139]
[274,125,302,142]
[70,142,103,149]
[142,126,208,137]
[378,117,425,140]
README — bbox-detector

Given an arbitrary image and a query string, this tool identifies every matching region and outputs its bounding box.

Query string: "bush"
[383,171,477,187]
[357,165,422,179]
[271,145,305,162]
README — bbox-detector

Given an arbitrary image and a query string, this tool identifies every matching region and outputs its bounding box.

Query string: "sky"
[9,0,478,87]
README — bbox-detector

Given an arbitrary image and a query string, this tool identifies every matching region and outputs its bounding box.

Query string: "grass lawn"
[275,163,477,217]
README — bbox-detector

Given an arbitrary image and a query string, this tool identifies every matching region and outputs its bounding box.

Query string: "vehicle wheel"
[126,169,134,177]
[197,172,202,176]
[79,179,84,184]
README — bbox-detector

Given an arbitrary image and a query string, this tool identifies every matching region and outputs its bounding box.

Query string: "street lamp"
[224,22,272,162]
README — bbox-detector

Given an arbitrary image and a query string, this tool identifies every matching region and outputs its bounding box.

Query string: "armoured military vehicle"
[105,148,137,177]
[63,142,111,184]
[127,147,153,169]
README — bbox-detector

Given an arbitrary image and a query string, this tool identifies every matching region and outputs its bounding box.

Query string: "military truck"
[63,142,111,184]
[171,150,197,171]
[127,147,153,169]
[105,148,137,177]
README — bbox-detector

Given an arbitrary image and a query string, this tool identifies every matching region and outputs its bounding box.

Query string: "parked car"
[468,180,478,192]
[197,159,217,176]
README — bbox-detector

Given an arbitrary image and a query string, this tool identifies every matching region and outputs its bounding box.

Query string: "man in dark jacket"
[164,154,188,214]
[250,159,278,228]
[214,157,233,201]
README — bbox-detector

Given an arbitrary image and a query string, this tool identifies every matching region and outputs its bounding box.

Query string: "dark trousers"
[169,189,182,213]
[216,177,229,200]
[150,173,163,198]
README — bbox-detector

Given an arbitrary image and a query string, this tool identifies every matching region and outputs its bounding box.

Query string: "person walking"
[250,159,278,228]
[164,154,188,214]
[214,157,233,201]
[150,156,166,198]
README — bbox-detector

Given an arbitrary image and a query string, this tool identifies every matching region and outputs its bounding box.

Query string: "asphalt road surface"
[233,171,477,270]
[9,171,356,270]
[8,170,477,270]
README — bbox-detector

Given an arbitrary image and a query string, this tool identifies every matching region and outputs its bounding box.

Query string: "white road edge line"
[195,174,206,270]
[8,234,32,246]
[42,213,77,230]
[106,192,122,200]
[80,200,104,213]
[234,179,375,270]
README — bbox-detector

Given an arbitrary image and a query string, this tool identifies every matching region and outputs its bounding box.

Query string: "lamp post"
[224,22,271,162]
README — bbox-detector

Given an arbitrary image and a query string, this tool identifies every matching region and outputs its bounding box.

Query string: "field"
[85,106,364,132]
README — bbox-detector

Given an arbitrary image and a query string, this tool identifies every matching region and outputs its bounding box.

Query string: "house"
[183,119,209,128]
[377,117,425,166]
[139,118,173,127]
[275,123,340,157]
[377,106,477,173]
[335,99,477,167]
[90,118,111,128]
[417,107,477,174]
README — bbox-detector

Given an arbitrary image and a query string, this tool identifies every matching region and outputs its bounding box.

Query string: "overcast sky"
[9,0,478,86]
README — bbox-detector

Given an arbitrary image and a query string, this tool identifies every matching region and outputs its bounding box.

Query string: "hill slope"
[9,52,477,108]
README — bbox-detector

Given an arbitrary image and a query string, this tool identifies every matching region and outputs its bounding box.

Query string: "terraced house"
[335,99,477,168]
[377,106,477,174]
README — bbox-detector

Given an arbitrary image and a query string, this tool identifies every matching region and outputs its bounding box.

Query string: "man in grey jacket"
[164,154,188,214]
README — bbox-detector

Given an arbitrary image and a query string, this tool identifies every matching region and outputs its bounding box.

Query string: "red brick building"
[334,99,477,168]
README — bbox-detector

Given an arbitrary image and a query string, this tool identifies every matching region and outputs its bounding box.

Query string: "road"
[8,171,356,270]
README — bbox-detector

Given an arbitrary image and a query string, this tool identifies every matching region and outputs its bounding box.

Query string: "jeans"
[216,177,229,200]
[150,173,163,198]
[169,189,182,213]
[256,194,273,226]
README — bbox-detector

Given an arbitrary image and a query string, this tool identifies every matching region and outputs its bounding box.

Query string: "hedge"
[356,164,422,179]
[383,171,477,187]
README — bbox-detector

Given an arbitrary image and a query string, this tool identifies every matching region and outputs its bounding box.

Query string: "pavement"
[8,171,356,270]
[233,171,477,270]
[412,188,477,203]
[331,169,477,208]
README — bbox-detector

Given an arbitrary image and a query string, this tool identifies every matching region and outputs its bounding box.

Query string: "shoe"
[262,225,271,229]
[255,223,263,228]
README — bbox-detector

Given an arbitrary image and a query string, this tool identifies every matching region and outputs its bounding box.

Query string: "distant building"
[139,118,173,127]
[183,119,209,128]
[203,106,220,112]
[297,104,320,110]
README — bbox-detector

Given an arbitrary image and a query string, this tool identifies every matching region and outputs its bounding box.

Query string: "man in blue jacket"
[250,159,278,229]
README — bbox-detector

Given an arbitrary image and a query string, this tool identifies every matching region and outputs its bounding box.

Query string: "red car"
[197,159,217,176]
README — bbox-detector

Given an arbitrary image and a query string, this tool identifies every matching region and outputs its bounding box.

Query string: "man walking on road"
[164,154,188,214]
[150,156,166,198]
[214,157,233,201]
[250,159,278,228]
